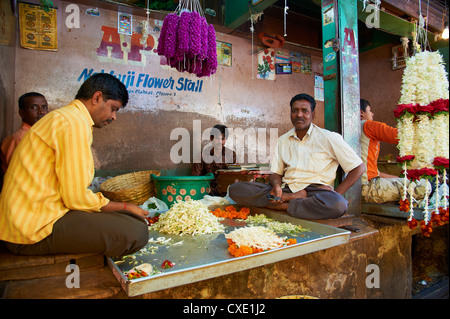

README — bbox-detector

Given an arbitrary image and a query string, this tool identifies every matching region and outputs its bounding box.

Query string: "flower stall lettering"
[136,74,175,89]
[96,26,155,66]
[176,77,203,92]
[77,68,204,94]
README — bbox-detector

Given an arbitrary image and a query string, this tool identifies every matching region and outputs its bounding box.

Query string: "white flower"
[399,51,449,105]
[433,113,449,158]
[397,113,415,157]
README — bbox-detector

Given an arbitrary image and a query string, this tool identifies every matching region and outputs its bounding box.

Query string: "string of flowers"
[394,50,449,237]
[156,0,218,78]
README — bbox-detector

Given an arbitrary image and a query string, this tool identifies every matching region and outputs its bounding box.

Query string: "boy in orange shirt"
[360,99,428,203]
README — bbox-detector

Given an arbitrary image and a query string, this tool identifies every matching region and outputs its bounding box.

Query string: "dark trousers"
[5,210,149,257]
[229,182,348,220]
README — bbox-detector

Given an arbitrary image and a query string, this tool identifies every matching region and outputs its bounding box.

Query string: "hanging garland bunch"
[156,0,218,77]
[394,50,449,236]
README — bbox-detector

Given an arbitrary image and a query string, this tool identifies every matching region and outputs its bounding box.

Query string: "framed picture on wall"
[391,44,408,70]
[275,63,292,74]
[118,12,132,35]
[217,41,232,67]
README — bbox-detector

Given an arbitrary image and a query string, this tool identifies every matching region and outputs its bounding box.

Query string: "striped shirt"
[360,120,398,183]
[270,124,363,192]
[0,100,109,244]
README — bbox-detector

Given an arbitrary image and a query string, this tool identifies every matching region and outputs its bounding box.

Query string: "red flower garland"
[393,99,449,118]
[432,157,449,169]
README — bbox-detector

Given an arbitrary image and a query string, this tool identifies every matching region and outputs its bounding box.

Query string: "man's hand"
[101,201,148,218]
[124,202,148,218]
[270,184,283,202]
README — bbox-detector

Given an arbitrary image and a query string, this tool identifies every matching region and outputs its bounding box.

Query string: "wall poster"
[314,73,324,101]
[118,12,132,35]
[19,2,57,51]
[290,51,312,74]
[257,48,276,80]
[217,41,232,67]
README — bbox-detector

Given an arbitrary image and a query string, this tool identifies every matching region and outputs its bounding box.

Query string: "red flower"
[394,104,409,118]
[404,169,421,181]
[266,56,272,63]
[394,104,420,118]
[407,218,418,229]
[432,157,449,169]
[399,198,410,212]
[417,104,435,114]
[405,168,438,181]
[430,99,449,114]
[161,260,174,269]
[269,63,274,70]
[420,220,433,237]
[431,212,445,226]
[420,168,438,177]
[439,207,449,222]
[397,155,415,164]
[264,49,269,54]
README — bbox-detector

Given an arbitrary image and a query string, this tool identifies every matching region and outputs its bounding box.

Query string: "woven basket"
[100,170,160,205]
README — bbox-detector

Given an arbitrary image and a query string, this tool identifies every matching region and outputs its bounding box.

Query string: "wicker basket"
[100,170,160,205]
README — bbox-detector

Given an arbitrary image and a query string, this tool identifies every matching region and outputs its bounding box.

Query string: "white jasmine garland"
[433,113,449,158]
[414,114,434,169]
[434,171,440,211]
[408,182,415,221]
[423,182,430,224]
[397,113,415,157]
[402,162,408,201]
[399,51,449,105]
[396,50,449,228]
[444,170,448,210]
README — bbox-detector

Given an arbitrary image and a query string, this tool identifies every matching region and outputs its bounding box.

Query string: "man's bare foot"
[281,189,307,201]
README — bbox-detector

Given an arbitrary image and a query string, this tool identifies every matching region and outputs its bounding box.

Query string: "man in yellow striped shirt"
[0,74,149,257]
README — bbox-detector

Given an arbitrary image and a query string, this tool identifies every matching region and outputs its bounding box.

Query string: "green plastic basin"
[151,173,214,207]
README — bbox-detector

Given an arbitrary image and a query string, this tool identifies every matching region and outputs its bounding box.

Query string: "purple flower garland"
[157,10,218,77]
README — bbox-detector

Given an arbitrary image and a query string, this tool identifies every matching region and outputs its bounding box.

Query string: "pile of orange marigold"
[226,238,297,257]
[210,206,250,219]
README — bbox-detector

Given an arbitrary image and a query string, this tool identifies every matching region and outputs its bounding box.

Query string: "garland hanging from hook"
[156,0,217,77]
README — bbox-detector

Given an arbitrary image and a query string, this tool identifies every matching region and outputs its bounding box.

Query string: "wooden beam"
[380,0,448,33]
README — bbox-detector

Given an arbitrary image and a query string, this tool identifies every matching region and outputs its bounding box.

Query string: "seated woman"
[192,124,236,196]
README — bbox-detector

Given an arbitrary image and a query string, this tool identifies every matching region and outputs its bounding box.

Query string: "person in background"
[192,124,237,196]
[0,74,149,257]
[360,99,428,203]
[1,92,49,174]
[229,93,365,220]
